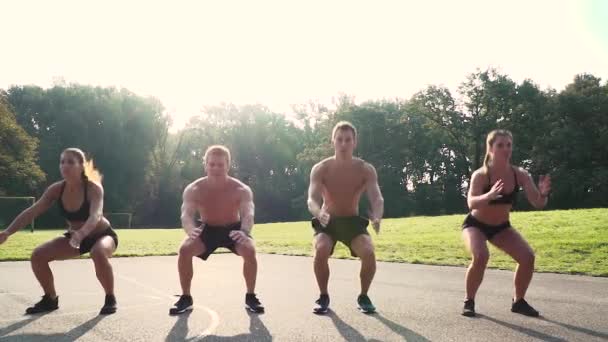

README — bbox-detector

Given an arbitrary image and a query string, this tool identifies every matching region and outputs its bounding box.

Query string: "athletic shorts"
[63,227,118,255]
[311,216,369,257]
[462,213,510,240]
[197,222,250,260]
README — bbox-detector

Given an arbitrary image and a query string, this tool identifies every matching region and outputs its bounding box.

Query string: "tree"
[0,91,45,195]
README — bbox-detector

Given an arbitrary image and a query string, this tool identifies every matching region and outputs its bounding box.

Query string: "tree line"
[1,69,606,228]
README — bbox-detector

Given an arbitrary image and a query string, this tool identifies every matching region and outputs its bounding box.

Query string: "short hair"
[331,121,357,140]
[204,145,231,165]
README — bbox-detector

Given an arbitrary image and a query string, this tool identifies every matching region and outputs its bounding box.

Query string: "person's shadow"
[166,311,272,341]
[540,317,608,340]
[0,314,106,341]
[371,314,430,342]
[479,314,567,342]
[326,310,430,342]
[327,310,366,342]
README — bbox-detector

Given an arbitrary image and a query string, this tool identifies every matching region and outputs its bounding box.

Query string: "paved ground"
[0,254,607,341]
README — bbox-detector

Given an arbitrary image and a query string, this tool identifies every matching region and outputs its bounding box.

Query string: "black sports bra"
[484,167,519,205]
[57,180,90,221]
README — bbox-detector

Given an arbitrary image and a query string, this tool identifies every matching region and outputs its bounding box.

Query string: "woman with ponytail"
[0,148,118,315]
[461,130,551,318]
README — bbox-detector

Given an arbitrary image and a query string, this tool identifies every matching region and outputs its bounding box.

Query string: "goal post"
[104,212,132,229]
[0,196,36,232]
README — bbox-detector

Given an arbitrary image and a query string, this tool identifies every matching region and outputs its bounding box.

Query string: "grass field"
[1,209,606,276]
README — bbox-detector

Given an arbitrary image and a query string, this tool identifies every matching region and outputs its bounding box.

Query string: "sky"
[1,0,607,129]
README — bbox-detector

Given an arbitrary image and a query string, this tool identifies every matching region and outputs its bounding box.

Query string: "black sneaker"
[357,294,376,314]
[99,294,117,315]
[511,298,540,317]
[313,294,330,314]
[462,299,475,317]
[25,295,59,314]
[245,293,265,313]
[169,295,193,315]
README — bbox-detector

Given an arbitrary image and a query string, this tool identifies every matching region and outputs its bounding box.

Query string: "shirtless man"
[307,121,384,314]
[169,145,264,315]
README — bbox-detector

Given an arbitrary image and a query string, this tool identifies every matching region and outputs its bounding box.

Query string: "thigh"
[489,227,534,263]
[180,236,206,257]
[462,227,489,256]
[349,234,374,257]
[33,236,81,261]
[90,236,116,258]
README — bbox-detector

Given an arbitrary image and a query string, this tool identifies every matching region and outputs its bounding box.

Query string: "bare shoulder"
[183,178,206,201]
[312,157,333,172]
[311,158,333,179]
[186,177,206,191]
[86,180,104,196]
[230,177,252,195]
[359,159,377,177]
[512,165,531,183]
[471,167,486,180]
[45,181,65,199]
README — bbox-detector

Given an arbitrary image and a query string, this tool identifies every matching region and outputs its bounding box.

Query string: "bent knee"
[90,248,111,262]
[356,245,375,260]
[178,243,198,258]
[314,243,332,258]
[472,251,490,265]
[31,247,51,263]
[239,242,256,258]
[517,250,535,266]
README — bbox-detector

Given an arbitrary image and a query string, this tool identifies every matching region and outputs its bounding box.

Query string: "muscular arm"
[365,164,384,223]
[2,183,59,237]
[517,168,549,209]
[307,163,325,218]
[77,183,104,237]
[239,186,255,234]
[181,184,199,234]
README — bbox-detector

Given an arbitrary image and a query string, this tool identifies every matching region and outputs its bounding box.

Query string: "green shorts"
[311,216,369,257]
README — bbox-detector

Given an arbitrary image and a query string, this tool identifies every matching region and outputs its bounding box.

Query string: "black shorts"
[63,227,118,255]
[462,214,510,240]
[312,216,369,257]
[197,222,249,260]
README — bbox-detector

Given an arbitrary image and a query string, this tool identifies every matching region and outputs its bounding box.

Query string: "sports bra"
[484,167,519,205]
[57,180,90,221]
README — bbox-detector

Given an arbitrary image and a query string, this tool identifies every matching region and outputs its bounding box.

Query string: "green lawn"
[1,209,606,276]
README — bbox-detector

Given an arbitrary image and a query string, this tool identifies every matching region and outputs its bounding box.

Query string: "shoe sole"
[169,305,193,315]
[511,309,539,317]
[26,307,59,315]
[245,305,265,313]
[462,311,476,317]
[358,307,376,314]
[313,307,329,314]
[99,307,117,315]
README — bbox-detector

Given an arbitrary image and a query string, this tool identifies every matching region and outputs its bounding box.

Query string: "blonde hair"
[204,145,231,165]
[331,121,357,140]
[483,129,513,171]
[62,148,103,184]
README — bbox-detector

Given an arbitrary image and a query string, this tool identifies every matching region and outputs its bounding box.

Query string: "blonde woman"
[461,130,551,317]
[0,148,118,315]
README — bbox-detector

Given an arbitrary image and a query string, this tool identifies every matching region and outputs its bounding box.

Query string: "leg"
[177,237,205,296]
[350,234,376,295]
[234,238,257,294]
[462,227,490,300]
[89,236,117,295]
[490,228,535,301]
[313,233,334,295]
[30,237,80,297]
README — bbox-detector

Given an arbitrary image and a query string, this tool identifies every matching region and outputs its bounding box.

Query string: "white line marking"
[116,273,220,338]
